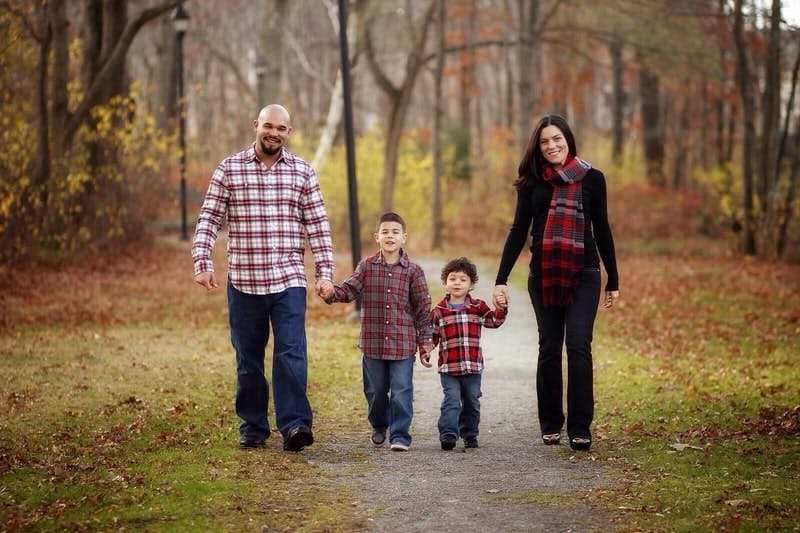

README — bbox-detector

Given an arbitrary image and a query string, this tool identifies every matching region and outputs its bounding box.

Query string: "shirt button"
[387,289,391,293]
[386,305,390,308]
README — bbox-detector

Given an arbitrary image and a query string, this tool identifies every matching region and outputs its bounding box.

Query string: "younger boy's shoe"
[370,428,386,447]
[464,436,479,449]
[389,442,409,452]
[440,435,457,450]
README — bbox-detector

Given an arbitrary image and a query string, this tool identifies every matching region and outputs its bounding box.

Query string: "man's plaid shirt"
[431,294,507,376]
[327,250,432,360]
[191,145,334,294]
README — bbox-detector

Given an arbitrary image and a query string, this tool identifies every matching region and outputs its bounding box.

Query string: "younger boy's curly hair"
[441,257,478,284]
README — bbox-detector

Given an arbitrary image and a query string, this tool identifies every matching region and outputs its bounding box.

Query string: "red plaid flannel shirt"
[431,294,507,375]
[327,250,432,360]
[191,145,334,294]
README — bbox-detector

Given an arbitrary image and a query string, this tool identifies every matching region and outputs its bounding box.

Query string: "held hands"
[194,271,219,291]
[316,279,334,299]
[603,290,620,308]
[418,343,434,368]
[492,284,509,309]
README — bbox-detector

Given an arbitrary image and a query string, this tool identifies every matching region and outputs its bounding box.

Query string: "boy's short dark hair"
[441,257,478,284]
[377,211,406,232]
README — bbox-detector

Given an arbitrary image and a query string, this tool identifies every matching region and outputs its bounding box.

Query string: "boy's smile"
[374,221,406,261]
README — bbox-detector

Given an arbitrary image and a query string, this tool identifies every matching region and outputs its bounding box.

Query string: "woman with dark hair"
[492,114,619,451]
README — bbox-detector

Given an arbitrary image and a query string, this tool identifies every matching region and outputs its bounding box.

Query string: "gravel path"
[327,260,616,532]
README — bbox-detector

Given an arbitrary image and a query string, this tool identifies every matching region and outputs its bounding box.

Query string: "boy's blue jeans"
[438,372,482,440]
[227,282,312,441]
[362,355,414,446]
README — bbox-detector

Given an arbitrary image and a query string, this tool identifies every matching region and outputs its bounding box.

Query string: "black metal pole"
[177,28,188,241]
[338,0,361,312]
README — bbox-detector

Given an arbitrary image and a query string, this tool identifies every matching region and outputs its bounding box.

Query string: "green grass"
[2,236,799,531]
[0,315,369,531]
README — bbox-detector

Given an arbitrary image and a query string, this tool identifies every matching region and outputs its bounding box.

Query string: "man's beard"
[260,141,281,155]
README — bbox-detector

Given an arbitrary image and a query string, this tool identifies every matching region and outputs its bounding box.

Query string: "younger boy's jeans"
[362,355,415,446]
[438,372,482,440]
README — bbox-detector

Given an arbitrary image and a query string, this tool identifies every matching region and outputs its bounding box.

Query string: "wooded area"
[0,0,798,263]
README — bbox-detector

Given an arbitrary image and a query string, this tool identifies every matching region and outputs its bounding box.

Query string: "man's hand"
[418,343,434,368]
[194,271,219,291]
[316,279,334,299]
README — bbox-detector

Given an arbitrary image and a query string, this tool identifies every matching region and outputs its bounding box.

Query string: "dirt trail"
[327,260,615,532]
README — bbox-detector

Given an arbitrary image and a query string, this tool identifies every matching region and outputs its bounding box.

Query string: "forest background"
[0,0,799,262]
[0,0,799,531]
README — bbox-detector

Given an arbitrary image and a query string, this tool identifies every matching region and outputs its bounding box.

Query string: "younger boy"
[424,257,507,450]
[320,212,433,451]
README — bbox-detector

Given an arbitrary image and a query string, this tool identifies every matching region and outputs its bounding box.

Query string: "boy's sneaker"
[389,442,409,452]
[440,435,457,450]
[464,436,479,448]
[370,428,386,447]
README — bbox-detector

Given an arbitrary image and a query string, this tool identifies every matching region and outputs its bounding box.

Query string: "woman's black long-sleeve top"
[495,167,619,292]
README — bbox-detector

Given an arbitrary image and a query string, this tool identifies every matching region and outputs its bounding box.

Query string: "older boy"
[320,212,433,451]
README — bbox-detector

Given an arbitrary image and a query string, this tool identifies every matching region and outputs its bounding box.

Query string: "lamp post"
[172,4,189,240]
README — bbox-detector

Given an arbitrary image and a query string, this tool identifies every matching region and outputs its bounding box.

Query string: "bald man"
[192,105,334,452]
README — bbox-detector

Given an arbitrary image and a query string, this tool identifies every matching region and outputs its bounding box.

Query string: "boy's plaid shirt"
[191,145,334,294]
[327,250,432,360]
[431,294,507,375]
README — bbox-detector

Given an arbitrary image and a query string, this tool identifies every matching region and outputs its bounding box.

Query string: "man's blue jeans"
[362,355,414,446]
[438,372,482,440]
[227,282,312,441]
[528,267,600,440]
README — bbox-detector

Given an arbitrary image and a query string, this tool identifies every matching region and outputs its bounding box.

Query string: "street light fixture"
[172,4,189,240]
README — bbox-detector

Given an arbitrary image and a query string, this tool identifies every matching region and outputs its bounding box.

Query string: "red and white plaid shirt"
[431,294,507,375]
[192,145,334,294]
[327,250,432,360]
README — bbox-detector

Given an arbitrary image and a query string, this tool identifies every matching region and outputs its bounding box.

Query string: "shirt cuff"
[193,260,214,277]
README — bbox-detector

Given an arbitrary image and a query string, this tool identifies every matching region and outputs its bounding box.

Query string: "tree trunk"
[759,0,783,257]
[50,0,70,149]
[515,0,540,150]
[62,1,182,148]
[156,14,177,130]
[609,37,624,165]
[639,66,665,187]
[733,0,757,255]
[431,0,445,250]
[35,1,52,213]
[358,0,437,212]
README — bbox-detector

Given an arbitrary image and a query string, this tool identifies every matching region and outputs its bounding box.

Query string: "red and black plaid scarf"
[541,156,591,306]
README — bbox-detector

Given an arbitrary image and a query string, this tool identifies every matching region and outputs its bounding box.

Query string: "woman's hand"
[493,285,509,309]
[603,290,619,308]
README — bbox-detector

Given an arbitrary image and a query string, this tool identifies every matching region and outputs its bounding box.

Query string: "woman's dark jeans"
[528,268,600,440]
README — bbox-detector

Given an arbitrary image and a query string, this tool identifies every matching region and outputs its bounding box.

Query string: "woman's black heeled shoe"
[542,433,561,445]
[569,437,591,451]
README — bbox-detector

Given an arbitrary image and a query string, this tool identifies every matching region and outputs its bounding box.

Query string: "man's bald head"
[258,104,291,126]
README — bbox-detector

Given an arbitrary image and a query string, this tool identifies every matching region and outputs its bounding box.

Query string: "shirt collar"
[370,249,409,267]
